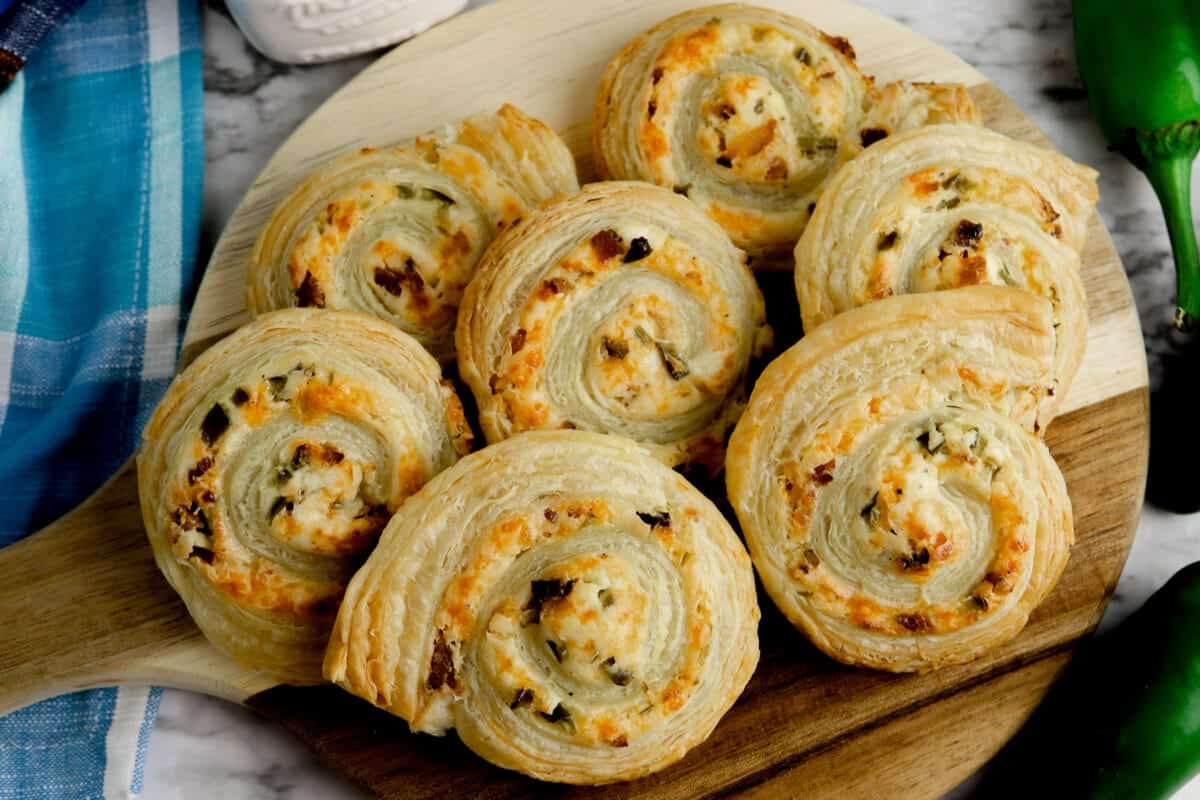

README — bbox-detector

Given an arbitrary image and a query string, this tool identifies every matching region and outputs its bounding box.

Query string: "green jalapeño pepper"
[987,562,1200,798]
[1074,1,1200,328]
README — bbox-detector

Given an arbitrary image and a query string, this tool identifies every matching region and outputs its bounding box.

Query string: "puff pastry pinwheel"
[137,309,473,683]
[726,287,1073,673]
[795,124,1098,402]
[325,430,760,784]
[592,4,981,264]
[455,181,770,472]
[248,104,579,361]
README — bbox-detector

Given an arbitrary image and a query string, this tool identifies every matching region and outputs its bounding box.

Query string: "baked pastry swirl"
[325,430,760,784]
[137,309,473,683]
[795,124,1098,400]
[726,287,1073,672]
[592,4,981,264]
[249,104,579,361]
[455,181,770,471]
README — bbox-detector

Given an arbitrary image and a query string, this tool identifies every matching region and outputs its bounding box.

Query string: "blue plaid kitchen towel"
[0,0,202,796]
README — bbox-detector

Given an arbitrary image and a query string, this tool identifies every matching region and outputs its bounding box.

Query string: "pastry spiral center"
[527,553,649,689]
[697,73,810,185]
[288,178,484,334]
[782,399,1034,638]
[265,440,389,558]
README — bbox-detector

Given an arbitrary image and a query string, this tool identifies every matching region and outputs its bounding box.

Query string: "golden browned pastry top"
[249,104,579,361]
[592,3,981,263]
[727,287,1073,672]
[326,430,759,784]
[137,309,471,682]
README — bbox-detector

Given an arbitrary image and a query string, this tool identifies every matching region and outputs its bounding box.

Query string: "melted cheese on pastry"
[456,181,770,471]
[249,104,579,361]
[795,124,1097,409]
[726,287,1073,672]
[137,309,472,682]
[325,431,759,784]
[592,4,981,264]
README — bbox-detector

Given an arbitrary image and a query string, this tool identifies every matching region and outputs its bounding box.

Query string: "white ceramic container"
[225,0,470,64]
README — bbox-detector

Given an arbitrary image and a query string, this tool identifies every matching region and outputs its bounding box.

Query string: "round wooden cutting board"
[0,1,1148,798]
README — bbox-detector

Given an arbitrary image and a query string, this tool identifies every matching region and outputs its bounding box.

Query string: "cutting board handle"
[0,461,273,715]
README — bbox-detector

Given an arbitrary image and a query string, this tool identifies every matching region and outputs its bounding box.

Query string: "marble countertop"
[143,1,1200,796]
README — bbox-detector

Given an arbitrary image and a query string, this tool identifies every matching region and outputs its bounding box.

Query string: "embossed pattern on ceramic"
[225,0,469,63]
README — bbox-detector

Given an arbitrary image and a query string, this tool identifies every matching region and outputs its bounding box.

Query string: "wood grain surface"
[0,0,1148,797]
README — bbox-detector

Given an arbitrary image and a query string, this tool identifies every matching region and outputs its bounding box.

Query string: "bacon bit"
[623,237,653,263]
[860,127,888,148]
[540,704,571,725]
[969,594,989,611]
[985,571,1014,594]
[651,67,664,84]
[765,158,789,180]
[954,219,984,247]
[538,277,571,297]
[877,231,898,250]
[637,510,671,529]
[525,578,576,624]
[189,545,215,564]
[187,457,213,485]
[200,404,230,446]
[510,328,527,354]
[602,336,629,359]
[291,443,310,469]
[590,229,623,261]
[373,258,425,298]
[610,735,629,748]
[896,612,932,632]
[427,629,459,690]
[544,508,558,522]
[510,688,534,709]
[822,33,857,60]
[231,387,249,406]
[898,547,931,572]
[803,548,821,568]
[647,100,657,119]
[318,446,345,465]
[269,496,291,519]
[1038,194,1061,223]
[601,657,632,686]
[812,459,836,485]
[488,374,500,394]
[295,271,326,308]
